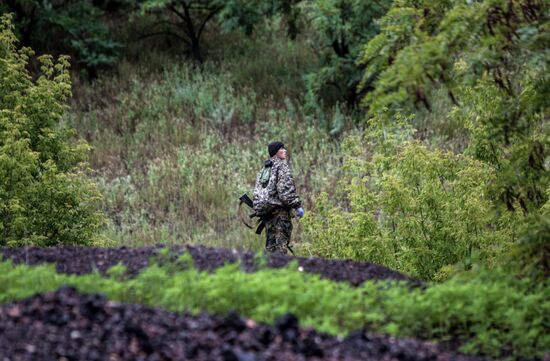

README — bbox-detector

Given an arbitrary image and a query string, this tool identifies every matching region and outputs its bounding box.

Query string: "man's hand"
[296,207,305,218]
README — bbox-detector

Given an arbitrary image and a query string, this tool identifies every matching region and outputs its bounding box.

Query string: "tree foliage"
[132,0,389,100]
[1,0,121,78]
[303,0,391,107]
[0,14,104,246]
[218,0,302,37]
[511,215,550,282]
[359,0,550,213]
[304,0,549,280]
[44,1,122,78]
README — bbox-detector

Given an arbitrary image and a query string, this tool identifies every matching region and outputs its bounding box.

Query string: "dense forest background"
[2,0,549,280]
[1,1,549,358]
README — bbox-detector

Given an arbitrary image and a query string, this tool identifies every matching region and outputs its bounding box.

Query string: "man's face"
[276,147,287,159]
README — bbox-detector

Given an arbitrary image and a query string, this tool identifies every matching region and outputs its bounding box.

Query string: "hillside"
[1,1,549,359]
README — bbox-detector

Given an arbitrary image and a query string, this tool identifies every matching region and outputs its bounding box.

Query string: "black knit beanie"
[268,141,285,157]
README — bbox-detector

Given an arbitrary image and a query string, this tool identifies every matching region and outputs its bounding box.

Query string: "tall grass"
[66,58,347,249]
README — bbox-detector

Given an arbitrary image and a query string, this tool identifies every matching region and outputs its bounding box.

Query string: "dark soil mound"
[0,245,422,286]
[0,287,479,361]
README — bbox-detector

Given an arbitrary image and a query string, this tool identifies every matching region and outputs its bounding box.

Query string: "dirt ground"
[0,286,482,361]
[0,245,487,360]
[0,245,422,286]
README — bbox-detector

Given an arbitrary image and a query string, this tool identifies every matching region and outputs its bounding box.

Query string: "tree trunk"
[190,40,203,63]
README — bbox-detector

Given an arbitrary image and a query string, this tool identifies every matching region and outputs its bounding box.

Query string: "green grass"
[0,254,547,360]
[66,59,347,248]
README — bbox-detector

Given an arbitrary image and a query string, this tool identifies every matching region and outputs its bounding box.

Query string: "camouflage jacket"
[253,156,301,215]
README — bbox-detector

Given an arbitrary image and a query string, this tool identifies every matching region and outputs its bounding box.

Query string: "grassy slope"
[66,27,348,250]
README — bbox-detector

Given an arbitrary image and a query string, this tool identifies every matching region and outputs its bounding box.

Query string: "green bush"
[303,123,518,280]
[509,215,550,282]
[0,15,105,246]
[0,256,547,359]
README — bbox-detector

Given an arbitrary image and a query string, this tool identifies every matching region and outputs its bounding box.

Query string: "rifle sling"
[287,244,295,255]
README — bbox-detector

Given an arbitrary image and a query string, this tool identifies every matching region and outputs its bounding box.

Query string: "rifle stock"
[239,193,254,208]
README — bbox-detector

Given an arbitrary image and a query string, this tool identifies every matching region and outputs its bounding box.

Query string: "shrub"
[303,124,517,280]
[0,15,105,246]
[509,215,550,282]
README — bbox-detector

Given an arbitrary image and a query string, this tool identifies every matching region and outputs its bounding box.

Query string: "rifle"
[239,193,254,208]
[238,193,264,234]
[238,193,295,255]
[238,194,255,229]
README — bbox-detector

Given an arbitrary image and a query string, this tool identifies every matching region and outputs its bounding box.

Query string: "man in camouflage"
[253,141,304,254]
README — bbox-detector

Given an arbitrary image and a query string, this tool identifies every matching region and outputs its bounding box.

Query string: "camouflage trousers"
[264,208,293,254]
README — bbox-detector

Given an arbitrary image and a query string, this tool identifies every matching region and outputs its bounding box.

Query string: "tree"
[138,0,225,63]
[216,0,390,108]
[359,0,549,214]
[303,0,549,278]
[303,0,391,107]
[136,0,306,63]
[1,0,121,78]
[0,14,105,246]
[303,137,511,281]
